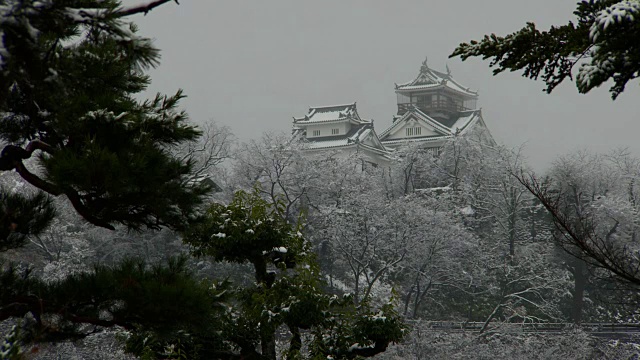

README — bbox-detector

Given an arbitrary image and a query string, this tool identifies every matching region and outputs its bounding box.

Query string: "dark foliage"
[0,257,219,343]
[451,0,640,99]
[0,0,208,234]
[181,189,406,360]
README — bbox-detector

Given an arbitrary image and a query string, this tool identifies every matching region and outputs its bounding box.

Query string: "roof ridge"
[309,102,357,110]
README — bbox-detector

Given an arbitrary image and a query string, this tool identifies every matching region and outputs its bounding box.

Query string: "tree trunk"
[261,332,277,360]
[287,325,302,360]
[403,285,414,316]
[508,190,518,262]
[572,259,588,324]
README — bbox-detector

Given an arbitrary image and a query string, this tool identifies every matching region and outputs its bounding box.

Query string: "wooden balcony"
[397,100,469,116]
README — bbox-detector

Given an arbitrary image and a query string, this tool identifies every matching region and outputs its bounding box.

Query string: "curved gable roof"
[293,102,371,125]
[395,57,478,98]
[379,107,452,140]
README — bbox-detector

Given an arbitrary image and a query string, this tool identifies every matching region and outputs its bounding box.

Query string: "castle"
[291,58,491,165]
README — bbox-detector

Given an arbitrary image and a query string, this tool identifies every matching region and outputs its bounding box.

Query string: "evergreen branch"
[24,140,55,155]
[1,142,117,230]
[65,191,116,230]
[115,0,179,17]
[13,161,61,196]
[0,297,133,330]
[15,160,115,230]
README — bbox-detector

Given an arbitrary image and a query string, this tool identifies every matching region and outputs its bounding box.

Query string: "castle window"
[312,130,321,136]
[416,94,432,105]
[332,128,339,135]
[406,127,422,136]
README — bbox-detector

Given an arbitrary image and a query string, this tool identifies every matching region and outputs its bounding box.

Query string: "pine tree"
[0,0,221,353]
[181,189,405,360]
[0,257,222,345]
[0,0,208,243]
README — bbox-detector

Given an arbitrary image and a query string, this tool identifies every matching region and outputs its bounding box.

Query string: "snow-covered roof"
[301,124,372,149]
[291,116,390,159]
[381,135,450,146]
[379,108,483,146]
[395,58,478,98]
[450,110,480,133]
[293,102,370,125]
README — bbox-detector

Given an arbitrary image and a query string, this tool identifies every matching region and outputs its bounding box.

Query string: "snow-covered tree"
[518,150,640,321]
[392,197,478,319]
[233,132,319,222]
[0,0,209,239]
[182,189,405,359]
[385,143,438,196]
[451,0,640,99]
[0,0,238,355]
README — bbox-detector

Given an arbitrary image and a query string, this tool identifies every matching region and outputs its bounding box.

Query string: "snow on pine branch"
[576,1,640,95]
[0,1,45,70]
[115,0,178,17]
[589,0,640,41]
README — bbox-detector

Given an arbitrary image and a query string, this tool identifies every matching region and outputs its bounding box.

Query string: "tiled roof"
[395,59,478,98]
[303,124,372,149]
[293,102,370,125]
[379,108,482,142]
[381,135,450,145]
[379,107,449,139]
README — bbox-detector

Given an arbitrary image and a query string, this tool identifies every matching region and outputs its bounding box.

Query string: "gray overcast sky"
[125,0,640,171]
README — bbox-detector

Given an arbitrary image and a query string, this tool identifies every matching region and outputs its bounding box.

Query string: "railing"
[397,101,469,115]
[405,321,640,338]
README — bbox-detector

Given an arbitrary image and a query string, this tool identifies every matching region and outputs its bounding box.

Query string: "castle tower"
[379,57,487,151]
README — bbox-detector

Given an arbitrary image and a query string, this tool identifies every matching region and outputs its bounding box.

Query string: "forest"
[2,0,640,359]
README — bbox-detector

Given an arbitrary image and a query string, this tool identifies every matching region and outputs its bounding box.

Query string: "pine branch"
[65,191,116,230]
[13,161,61,196]
[115,0,179,17]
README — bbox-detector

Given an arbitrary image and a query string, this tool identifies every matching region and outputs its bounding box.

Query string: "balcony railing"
[397,100,469,115]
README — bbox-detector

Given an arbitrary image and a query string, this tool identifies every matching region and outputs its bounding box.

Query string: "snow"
[450,111,480,133]
[117,1,163,15]
[591,1,640,40]
[349,343,374,351]
[460,206,475,215]
[396,83,440,91]
[580,2,640,90]
[397,63,477,96]
[420,185,452,193]
[212,232,226,238]
[577,55,615,89]
[261,247,287,255]
[65,8,108,22]
[307,139,352,149]
[297,103,366,124]
[370,310,387,321]
[306,110,349,122]
[305,126,373,150]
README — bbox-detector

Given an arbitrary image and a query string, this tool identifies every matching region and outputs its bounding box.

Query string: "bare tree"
[397,204,477,319]
[515,151,640,288]
[319,196,410,304]
[232,132,319,222]
[178,121,233,186]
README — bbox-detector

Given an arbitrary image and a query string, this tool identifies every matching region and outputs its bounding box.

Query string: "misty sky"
[126,0,640,171]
